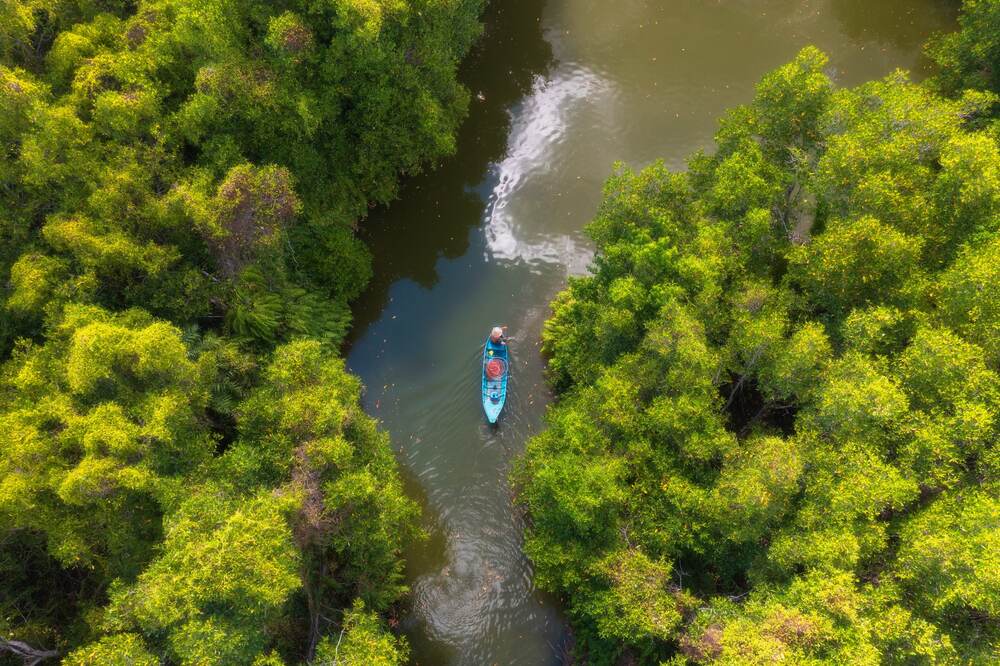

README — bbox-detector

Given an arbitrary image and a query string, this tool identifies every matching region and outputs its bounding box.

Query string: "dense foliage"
[927,0,1000,99]
[518,13,1000,664]
[0,0,483,663]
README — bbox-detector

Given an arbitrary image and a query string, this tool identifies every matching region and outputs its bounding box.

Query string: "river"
[344,1,956,663]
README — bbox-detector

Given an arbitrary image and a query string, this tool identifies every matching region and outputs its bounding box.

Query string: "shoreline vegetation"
[0,1,484,663]
[2,0,998,665]
[517,2,1000,664]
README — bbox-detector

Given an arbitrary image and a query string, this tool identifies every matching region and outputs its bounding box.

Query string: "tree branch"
[726,346,765,411]
[305,557,328,662]
[1,637,59,666]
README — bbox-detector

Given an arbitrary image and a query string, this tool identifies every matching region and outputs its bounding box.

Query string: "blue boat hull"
[482,337,509,424]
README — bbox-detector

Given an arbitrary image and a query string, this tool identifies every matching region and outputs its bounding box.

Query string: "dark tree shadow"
[345,0,555,347]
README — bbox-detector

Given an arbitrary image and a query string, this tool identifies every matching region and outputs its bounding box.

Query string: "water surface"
[345,1,955,663]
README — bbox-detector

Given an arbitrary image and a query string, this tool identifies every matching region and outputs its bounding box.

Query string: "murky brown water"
[345,1,955,663]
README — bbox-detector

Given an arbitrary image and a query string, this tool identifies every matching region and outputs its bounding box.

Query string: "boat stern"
[484,403,502,423]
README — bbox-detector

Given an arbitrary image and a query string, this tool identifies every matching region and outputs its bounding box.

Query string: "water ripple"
[484,62,611,271]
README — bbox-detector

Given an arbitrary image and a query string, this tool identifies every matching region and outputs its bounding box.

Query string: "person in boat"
[486,326,509,387]
[489,325,509,345]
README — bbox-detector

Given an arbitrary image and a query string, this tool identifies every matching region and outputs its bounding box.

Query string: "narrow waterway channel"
[344,1,956,663]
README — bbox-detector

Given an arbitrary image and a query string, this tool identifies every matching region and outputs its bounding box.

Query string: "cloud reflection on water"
[483,63,612,275]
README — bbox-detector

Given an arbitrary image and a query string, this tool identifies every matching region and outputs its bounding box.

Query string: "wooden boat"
[482,336,509,424]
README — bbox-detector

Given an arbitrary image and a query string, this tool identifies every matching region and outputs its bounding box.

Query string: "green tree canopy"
[1,0,483,662]
[518,43,1000,664]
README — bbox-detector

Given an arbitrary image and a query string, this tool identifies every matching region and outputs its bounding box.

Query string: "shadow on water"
[346,0,555,348]
[394,463,454,663]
